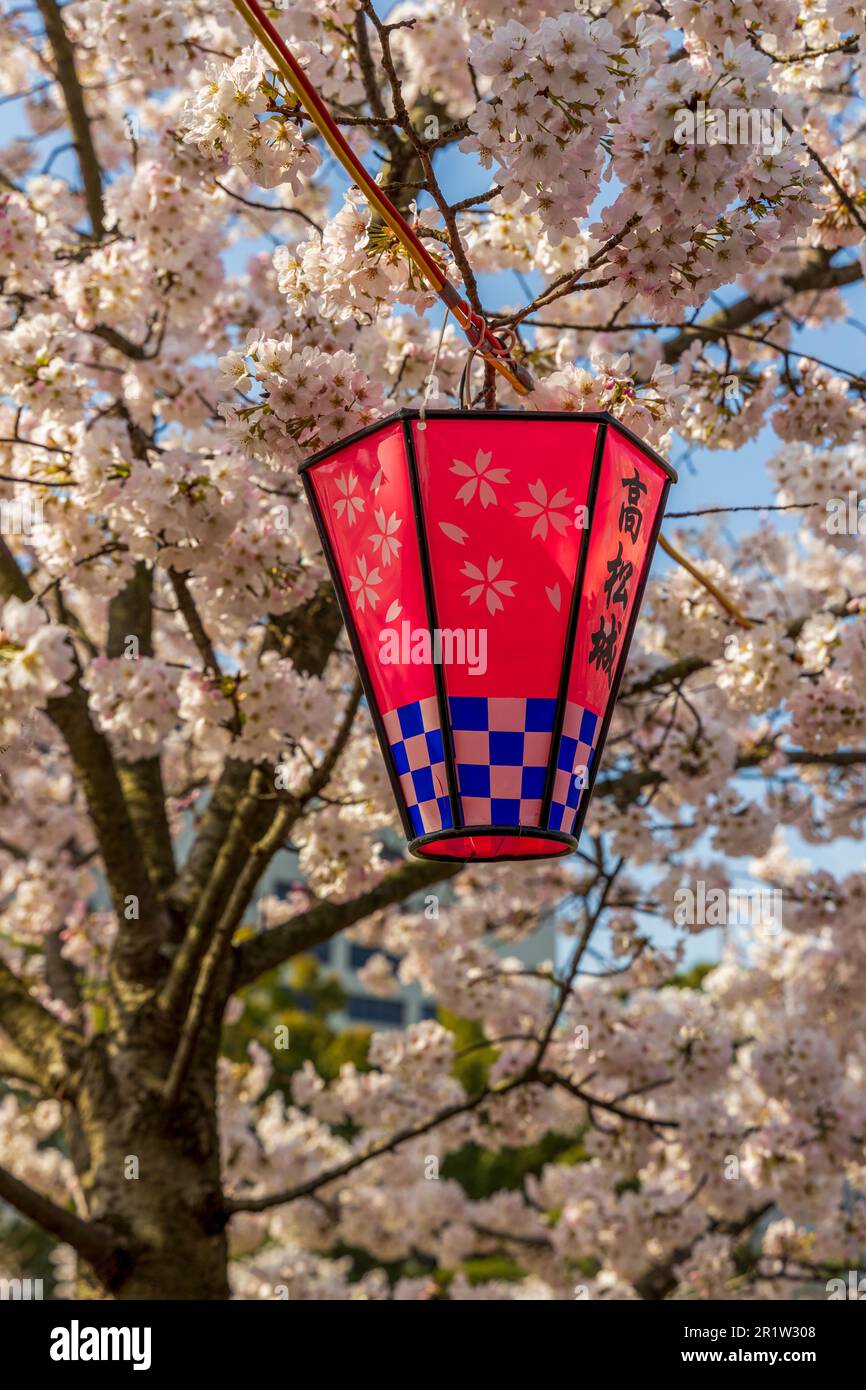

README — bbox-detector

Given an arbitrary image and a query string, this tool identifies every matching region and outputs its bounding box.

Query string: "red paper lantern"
[301,410,676,862]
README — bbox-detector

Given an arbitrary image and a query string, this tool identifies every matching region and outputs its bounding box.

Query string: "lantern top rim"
[299,408,678,484]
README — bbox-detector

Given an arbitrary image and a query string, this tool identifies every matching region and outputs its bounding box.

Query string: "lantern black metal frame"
[301,409,677,863]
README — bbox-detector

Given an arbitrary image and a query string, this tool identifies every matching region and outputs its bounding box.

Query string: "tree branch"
[540,1070,679,1132]
[633,1203,773,1300]
[224,1075,514,1215]
[0,1163,124,1280]
[223,1060,677,1217]
[168,568,223,678]
[162,681,363,1106]
[213,178,323,233]
[0,957,83,1095]
[352,9,391,128]
[166,759,254,922]
[232,854,462,989]
[782,114,866,236]
[91,321,165,362]
[661,251,863,365]
[162,795,293,1109]
[0,537,170,984]
[35,0,105,237]
[620,599,862,701]
[166,586,345,928]
[107,563,176,896]
[497,213,641,328]
[0,1036,44,1089]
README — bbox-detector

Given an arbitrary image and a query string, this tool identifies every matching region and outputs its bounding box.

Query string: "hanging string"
[417,307,451,432]
[458,341,481,411]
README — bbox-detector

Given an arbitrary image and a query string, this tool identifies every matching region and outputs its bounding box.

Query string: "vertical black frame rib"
[301,466,415,842]
[570,473,672,843]
[539,423,607,830]
[400,418,464,830]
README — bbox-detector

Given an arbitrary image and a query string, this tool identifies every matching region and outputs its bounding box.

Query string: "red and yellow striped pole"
[229,0,534,396]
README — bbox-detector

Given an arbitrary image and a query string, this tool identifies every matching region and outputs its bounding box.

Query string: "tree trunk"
[70,1004,229,1299]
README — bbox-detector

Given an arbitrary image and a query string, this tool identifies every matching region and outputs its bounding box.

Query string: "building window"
[348,943,400,972]
[345,995,404,1026]
[421,1002,438,1021]
[310,940,331,964]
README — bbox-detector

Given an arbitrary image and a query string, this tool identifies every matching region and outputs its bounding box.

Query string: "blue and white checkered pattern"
[449,695,556,828]
[382,695,453,836]
[383,694,600,838]
[546,702,600,834]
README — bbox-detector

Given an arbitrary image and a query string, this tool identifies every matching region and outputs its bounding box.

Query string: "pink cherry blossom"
[461,556,517,613]
[450,448,510,507]
[349,553,383,611]
[514,479,574,539]
[369,508,403,564]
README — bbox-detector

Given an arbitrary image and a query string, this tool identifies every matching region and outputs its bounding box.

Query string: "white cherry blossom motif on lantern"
[333,471,364,525]
[369,508,402,565]
[370,463,389,494]
[438,521,468,545]
[545,583,562,612]
[461,557,516,615]
[451,449,509,508]
[349,554,382,612]
[515,479,574,539]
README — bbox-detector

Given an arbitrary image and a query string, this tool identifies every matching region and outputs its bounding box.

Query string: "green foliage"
[442,1131,586,1201]
[441,1007,495,1094]
[222,955,371,1088]
[455,1254,524,1285]
[615,1174,641,1196]
[668,961,714,991]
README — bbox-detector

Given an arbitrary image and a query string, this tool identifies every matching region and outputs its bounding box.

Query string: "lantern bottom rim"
[408,825,577,864]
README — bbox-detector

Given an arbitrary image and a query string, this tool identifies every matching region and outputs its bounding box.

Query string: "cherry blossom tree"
[1,0,865,1301]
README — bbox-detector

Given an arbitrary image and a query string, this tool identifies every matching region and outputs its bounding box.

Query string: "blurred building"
[254,848,558,1030]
